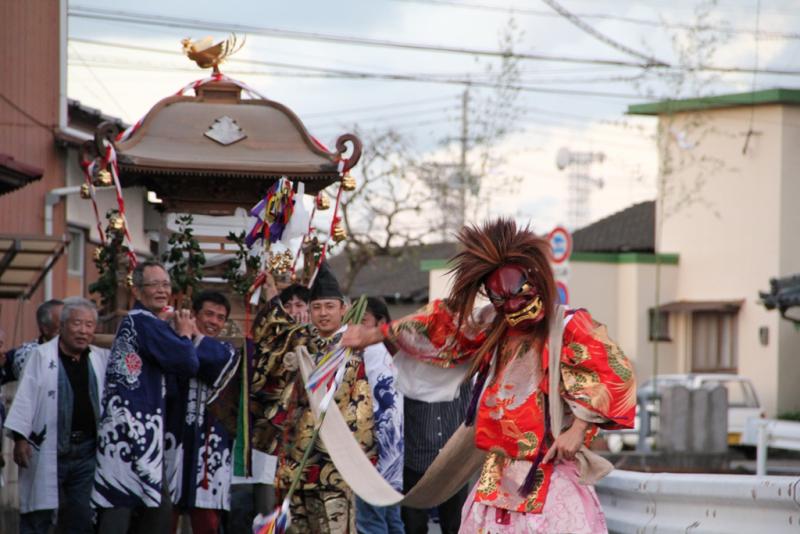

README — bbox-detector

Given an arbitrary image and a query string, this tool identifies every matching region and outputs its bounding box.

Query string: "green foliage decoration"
[161,214,206,301]
[88,209,129,311]
[222,230,261,296]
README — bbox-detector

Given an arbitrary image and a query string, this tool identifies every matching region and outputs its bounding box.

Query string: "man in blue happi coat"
[93,260,199,534]
[166,290,239,534]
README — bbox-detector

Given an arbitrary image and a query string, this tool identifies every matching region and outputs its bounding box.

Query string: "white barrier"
[596,469,800,534]
[741,418,800,476]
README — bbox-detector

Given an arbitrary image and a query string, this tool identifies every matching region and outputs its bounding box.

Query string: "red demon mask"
[484,264,545,329]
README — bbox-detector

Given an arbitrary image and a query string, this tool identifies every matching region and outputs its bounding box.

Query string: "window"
[67,228,84,276]
[691,311,738,372]
[649,309,670,341]
[699,379,759,408]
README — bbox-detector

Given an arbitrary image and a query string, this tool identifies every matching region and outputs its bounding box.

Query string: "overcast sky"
[67,0,800,234]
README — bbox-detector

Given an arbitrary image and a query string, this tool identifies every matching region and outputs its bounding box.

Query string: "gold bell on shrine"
[315,193,330,210]
[332,224,347,243]
[125,273,134,288]
[80,183,91,199]
[341,174,356,192]
[94,169,113,187]
[109,214,125,232]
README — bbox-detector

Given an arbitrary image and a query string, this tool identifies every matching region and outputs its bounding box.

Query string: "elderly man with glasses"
[92,260,200,534]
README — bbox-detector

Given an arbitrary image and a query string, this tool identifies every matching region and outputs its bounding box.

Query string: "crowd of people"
[0,259,471,534]
[0,218,636,534]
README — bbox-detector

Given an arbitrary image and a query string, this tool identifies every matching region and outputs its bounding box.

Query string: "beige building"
[628,89,800,417]
[428,89,800,417]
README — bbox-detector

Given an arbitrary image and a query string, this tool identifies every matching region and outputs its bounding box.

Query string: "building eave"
[627,88,800,116]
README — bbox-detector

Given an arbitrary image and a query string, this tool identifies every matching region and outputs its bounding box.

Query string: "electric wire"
[67,39,646,99]
[391,0,800,40]
[65,9,800,77]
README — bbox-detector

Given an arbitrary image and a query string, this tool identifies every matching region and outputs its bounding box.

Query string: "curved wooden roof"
[82,82,361,214]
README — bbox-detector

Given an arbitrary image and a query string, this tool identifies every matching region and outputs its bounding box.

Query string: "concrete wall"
[657,104,798,416]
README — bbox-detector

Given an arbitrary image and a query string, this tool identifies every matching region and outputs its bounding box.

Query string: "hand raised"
[340,325,384,350]
[173,309,196,338]
[290,309,309,325]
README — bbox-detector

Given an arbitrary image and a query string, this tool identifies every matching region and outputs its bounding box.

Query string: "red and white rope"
[80,160,107,245]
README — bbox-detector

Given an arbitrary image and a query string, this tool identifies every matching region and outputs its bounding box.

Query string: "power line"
[308,104,461,129]
[391,0,800,40]
[303,96,460,118]
[68,39,646,99]
[68,6,654,69]
[540,0,669,66]
[66,7,800,77]
[70,56,648,88]
[68,44,131,122]
[0,93,53,130]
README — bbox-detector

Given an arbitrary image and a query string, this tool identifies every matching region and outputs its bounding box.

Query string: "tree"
[336,129,437,292]
[334,17,525,292]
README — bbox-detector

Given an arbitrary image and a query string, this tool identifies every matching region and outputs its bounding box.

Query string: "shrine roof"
[112,82,351,181]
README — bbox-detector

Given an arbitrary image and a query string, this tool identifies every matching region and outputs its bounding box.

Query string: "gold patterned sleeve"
[381,299,486,368]
[250,297,314,452]
[557,309,637,430]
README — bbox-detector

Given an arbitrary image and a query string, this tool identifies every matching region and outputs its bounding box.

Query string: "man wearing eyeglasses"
[93,260,200,534]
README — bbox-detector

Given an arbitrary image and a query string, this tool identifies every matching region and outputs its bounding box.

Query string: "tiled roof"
[573,200,655,253]
[329,242,459,302]
[0,153,44,196]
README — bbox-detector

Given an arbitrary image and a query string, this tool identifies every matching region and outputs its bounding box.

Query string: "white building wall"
[64,150,152,254]
[572,260,679,382]
[570,261,619,334]
[658,104,789,416]
[428,267,452,301]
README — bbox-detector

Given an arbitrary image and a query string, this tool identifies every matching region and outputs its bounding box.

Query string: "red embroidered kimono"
[384,300,635,514]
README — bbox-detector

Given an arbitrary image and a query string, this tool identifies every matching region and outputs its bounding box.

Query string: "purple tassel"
[518,452,545,496]
[519,396,552,497]
[464,366,488,426]
[249,197,267,218]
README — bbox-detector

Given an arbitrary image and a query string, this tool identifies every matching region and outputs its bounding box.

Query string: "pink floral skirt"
[459,461,608,534]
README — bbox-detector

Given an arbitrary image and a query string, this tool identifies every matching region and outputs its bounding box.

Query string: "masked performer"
[250,264,376,533]
[343,219,635,534]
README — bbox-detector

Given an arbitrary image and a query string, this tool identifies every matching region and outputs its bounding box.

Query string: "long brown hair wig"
[447,218,557,376]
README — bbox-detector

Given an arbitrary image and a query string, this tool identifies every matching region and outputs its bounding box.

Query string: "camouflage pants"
[288,488,356,534]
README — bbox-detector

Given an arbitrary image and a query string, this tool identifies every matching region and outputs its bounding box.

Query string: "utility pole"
[433,88,471,240]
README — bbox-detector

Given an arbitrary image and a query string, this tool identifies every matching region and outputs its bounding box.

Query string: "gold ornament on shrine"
[80,183,92,199]
[93,246,103,262]
[181,34,245,74]
[315,193,330,210]
[332,224,347,243]
[109,214,125,232]
[125,273,134,288]
[341,174,356,192]
[268,250,294,275]
[94,169,113,187]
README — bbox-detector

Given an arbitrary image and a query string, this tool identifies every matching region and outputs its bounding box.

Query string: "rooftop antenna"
[556,147,605,230]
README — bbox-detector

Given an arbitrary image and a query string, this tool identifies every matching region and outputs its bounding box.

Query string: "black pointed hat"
[310,261,344,302]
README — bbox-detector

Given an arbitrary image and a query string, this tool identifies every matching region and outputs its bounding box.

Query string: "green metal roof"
[628,88,800,116]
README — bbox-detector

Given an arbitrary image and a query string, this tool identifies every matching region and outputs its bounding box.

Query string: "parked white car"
[605,373,762,451]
